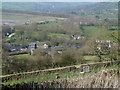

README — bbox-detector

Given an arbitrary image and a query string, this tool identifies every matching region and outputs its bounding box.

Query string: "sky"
[1,0,119,2]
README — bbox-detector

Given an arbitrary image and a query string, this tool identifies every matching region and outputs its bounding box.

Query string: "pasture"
[2,12,57,21]
[80,26,118,42]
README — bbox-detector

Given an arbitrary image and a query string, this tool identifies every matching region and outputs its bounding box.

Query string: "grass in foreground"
[2,65,119,86]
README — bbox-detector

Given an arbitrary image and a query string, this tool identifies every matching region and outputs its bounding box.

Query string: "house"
[28,41,49,55]
[25,20,32,25]
[36,21,46,24]
[57,50,62,54]
[28,41,39,55]
[43,44,48,49]
[38,42,49,49]
[8,33,15,38]
[4,42,21,52]
[79,22,82,25]
[72,35,80,40]
[71,35,85,40]
[95,40,112,51]
[28,41,49,50]
[20,45,28,51]
[4,42,28,52]
[3,27,15,37]
[28,41,39,50]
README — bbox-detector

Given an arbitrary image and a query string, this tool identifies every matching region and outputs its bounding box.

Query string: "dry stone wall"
[1,61,120,82]
[2,69,120,88]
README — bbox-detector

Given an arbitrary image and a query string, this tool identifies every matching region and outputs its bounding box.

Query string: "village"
[1,2,119,89]
[3,19,116,57]
[2,2,118,76]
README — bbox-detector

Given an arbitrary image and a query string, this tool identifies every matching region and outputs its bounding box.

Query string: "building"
[28,41,39,55]
[28,41,39,50]
[3,27,15,37]
[4,42,21,52]
[95,40,112,52]
[36,21,46,24]
[71,35,84,40]
[8,33,15,38]
[25,20,32,25]
[43,43,48,49]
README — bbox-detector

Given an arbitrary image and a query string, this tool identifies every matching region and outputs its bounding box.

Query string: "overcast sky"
[2,0,119,2]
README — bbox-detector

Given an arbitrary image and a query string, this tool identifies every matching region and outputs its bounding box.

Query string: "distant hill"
[74,2,118,18]
[2,2,95,13]
[2,2,118,19]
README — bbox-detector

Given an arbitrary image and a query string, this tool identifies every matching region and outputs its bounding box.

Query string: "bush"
[57,48,84,66]
[60,52,76,66]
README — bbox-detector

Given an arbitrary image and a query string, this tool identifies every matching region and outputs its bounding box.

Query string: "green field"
[80,26,105,36]
[84,55,112,63]
[80,26,118,41]
[37,20,65,30]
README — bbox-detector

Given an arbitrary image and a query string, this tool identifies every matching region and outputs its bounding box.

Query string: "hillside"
[1,2,119,89]
[2,2,94,13]
[2,2,118,19]
[2,69,120,88]
[74,2,118,19]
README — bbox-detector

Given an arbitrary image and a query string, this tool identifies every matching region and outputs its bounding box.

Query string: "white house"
[43,44,48,49]
[8,33,15,38]
[72,35,84,40]
[80,22,82,25]
[25,20,32,25]
[37,21,46,24]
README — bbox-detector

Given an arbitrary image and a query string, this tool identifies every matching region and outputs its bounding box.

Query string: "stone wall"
[2,69,120,89]
[1,61,120,82]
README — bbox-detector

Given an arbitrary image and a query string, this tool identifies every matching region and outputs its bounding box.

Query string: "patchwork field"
[2,12,58,21]
[2,12,59,26]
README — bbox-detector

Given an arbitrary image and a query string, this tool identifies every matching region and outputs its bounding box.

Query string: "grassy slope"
[2,65,119,85]
[2,12,57,21]
[81,26,103,36]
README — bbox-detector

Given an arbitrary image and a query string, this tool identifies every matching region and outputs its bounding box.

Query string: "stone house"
[71,35,84,40]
